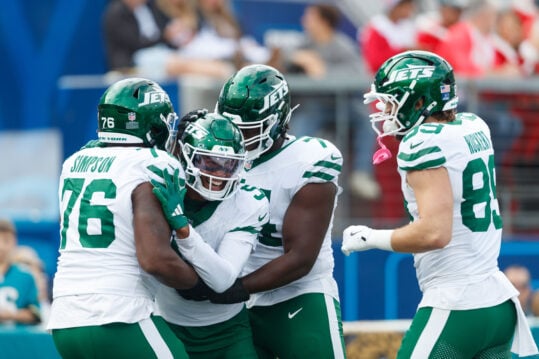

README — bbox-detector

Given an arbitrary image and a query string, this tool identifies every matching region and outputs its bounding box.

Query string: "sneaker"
[349,171,381,200]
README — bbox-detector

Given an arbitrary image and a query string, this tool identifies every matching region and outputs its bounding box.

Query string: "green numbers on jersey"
[403,123,443,142]
[60,178,117,249]
[239,183,266,201]
[461,154,503,232]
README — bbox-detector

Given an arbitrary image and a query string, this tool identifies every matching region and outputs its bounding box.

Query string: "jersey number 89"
[461,154,503,232]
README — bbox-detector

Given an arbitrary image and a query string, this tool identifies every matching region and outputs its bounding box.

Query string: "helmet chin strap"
[373,136,392,165]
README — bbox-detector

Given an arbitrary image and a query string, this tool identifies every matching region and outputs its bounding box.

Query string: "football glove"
[151,168,189,230]
[176,279,215,301]
[177,108,208,135]
[341,225,394,255]
[208,278,249,304]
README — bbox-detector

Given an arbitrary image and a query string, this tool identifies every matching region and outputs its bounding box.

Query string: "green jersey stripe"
[398,146,442,162]
[399,157,446,171]
[230,226,259,234]
[303,171,336,181]
[313,160,342,171]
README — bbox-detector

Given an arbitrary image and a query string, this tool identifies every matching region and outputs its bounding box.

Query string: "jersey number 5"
[60,178,117,249]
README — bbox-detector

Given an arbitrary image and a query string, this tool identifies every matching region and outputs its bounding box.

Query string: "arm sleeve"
[174,227,255,292]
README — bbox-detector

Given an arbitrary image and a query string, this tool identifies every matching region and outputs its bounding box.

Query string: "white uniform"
[397,113,516,310]
[155,186,269,326]
[241,135,343,307]
[48,146,182,329]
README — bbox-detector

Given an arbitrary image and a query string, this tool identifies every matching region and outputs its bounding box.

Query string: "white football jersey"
[397,113,516,309]
[241,135,343,307]
[155,185,269,326]
[48,146,182,328]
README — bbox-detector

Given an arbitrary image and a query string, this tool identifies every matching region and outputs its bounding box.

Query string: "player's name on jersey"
[70,155,116,173]
[464,131,491,154]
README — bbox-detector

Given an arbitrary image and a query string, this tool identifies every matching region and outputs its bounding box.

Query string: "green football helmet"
[97,77,177,150]
[216,64,292,160]
[364,50,458,137]
[174,113,246,201]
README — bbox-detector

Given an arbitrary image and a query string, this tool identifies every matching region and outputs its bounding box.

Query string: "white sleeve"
[174,226,255,292]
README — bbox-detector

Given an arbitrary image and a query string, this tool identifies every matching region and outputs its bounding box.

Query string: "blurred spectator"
[102,0,172,72]
[504,265,537,316]
[0,219,41,326]
[416,0,468,53]
[156,0,198,49]
[360,0,418,75]
[436,0,524,164]
[280,4,380,199]
[511,0,538,37]
[174,0,271,66]
[492,8,527,74]
[12,245,50,327]
[135,0,271,80]
[436,0,519,77]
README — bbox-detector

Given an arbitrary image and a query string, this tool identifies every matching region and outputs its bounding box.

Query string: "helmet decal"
[97,77,176,150]
[382,64,435,86]
[258,80,289,114]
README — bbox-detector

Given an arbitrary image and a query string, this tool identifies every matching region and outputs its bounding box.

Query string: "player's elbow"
[294,255,317,278]
[138,256,162,275]
[212,274,236,293]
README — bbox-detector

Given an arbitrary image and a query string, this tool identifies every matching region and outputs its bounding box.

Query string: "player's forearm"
[175,228,246,292]
[392,218,451,253]
[243,251,314,293]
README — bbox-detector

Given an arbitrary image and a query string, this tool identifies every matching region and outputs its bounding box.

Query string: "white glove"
[341,225,394,255]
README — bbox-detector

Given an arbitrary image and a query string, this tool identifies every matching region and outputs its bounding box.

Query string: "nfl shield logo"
[128,112,136,121]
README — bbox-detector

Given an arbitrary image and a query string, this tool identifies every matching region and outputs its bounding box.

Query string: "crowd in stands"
[99,0,539,203]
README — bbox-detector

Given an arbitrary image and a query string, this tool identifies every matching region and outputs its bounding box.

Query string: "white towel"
[511,296,539,357]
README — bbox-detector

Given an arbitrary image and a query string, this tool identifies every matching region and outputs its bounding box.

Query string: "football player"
[342,50,539,358]
[212,64,346,358]
[47,78,197,359]
[153,111,269,358]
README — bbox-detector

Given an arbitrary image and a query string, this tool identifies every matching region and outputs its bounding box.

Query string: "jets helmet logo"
[383,65,435,86]
[258,81,288,114]
[140,91,169,107]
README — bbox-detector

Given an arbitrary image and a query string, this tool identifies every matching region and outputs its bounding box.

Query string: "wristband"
[372,229,394,251]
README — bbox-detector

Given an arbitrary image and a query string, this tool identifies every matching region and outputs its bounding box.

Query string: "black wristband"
[175,279,214,301]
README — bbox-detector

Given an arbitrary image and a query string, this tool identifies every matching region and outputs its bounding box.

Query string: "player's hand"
[176,108,208,134]
[176,279,215,301]
[181,108,208,123]
[151,169,189,230]
[342,225,375,255]
[80,139,106,150]
[342,225,394,255]
[208,278,249,304]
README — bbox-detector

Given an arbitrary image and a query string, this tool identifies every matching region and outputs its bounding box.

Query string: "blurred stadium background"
[1,1,538,357]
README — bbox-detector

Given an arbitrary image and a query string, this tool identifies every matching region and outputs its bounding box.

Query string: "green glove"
[151,169,189,230]
[80,140,106,150]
